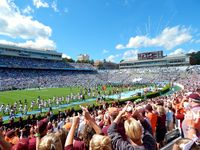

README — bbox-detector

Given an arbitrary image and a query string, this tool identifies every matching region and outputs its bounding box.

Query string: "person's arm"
[20,128,26,139]
[113,102,129,124]
[20,130,23,139]
[187,127,197,139]
[133,109,153,135]
[82,107,102,134]
[132,109,156,150]
[185,111,200,139]
[36,135,41,150]
[108,103,136,150]
[35,122,41,150]
[64,116,79,147]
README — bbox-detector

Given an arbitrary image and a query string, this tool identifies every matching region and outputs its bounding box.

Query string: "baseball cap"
[38,118,48,134]
[187,93,200,103]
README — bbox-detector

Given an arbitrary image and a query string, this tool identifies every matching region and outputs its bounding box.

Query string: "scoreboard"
[138,51,163,60]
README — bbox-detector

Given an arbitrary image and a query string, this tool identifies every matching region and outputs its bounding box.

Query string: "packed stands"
[0,55,95,70]
[0,54,196,92]
[0,68,101,91]
[0,53,200,149]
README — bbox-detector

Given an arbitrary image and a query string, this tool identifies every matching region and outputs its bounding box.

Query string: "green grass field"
[0,85,133,106]
[0,84,175,122]
[0,86,107,116]
[0,84,158,117]
[0,84,151,105]
[0,87,80,104]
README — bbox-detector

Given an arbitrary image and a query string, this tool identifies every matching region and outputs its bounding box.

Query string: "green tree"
[190,51,200,65]
[62,58,75,63]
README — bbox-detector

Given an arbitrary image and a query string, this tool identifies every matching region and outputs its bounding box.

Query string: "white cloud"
[106,55,115,62]
[169,48,185,55]
[62,53,71,59]
[0,0,51,39]
[117,26,192,50]
[0,0,55,50]
[123,49,138,60]
[169,48,199,55]
[33,0,49,8]
[188,49,198,53]
[102,49,109,54]
[106,54,120,62]
[22,6,34,15]
[126,36,148,48]
[51,0,59,12]
[0,38,56,50]
[33,0,60,12]
[116,44,125,49]
[19,38,55,50]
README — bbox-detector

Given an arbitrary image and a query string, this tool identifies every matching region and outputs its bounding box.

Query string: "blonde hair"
[55,128,67,150]
[124,118,142,142]
[39,133,62,150]
[89,134,112,150]
[157,106,165,116]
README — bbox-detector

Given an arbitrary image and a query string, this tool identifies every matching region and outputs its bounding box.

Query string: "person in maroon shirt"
[156,106,167,149]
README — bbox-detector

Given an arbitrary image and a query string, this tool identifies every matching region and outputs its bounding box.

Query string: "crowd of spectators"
[0,55,95,70]
[1,54,199,92]
[2,65,197,91]
[0,69,102,91]
[0,65,200,149]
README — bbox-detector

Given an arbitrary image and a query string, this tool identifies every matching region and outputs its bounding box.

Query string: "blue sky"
[0,0,200,62]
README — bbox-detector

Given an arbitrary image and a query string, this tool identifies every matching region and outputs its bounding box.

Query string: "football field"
[0,85,135,120]
[0,85,132,106]
[0,84,151,105]
[0,87,81,105]
[0,84,179,121]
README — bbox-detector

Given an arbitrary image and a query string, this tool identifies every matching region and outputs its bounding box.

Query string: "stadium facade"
[119,51,191,69]
[0,44,96,72]
[0,44,62,60]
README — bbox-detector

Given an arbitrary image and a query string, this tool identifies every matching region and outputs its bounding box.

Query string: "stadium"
[0,43,200,150]
[0,0,200,149]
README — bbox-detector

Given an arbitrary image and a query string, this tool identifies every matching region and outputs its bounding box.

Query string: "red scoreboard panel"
[138,51,163,60]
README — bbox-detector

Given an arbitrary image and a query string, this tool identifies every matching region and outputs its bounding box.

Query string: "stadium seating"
[0,55,95,70]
